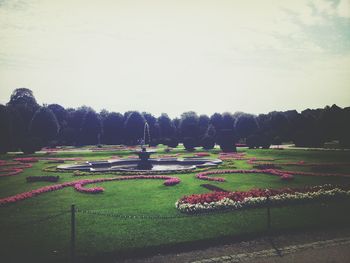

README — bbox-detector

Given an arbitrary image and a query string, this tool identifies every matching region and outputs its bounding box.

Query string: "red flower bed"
[0,160,33,177]
[39,157,83,161]
[13,157,38,163]
[179,184,348,205]
[196,169,295,181]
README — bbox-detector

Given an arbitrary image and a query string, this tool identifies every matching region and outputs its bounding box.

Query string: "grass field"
[1,146,350,263]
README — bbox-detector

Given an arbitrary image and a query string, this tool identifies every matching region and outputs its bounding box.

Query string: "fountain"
[133,122,155,169]
[58,122,222,173]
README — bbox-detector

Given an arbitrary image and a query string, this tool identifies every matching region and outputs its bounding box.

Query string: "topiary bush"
[20,137,43,154]
[201,135,215,150]
[183,137,196,151]
[246,135,259,149]
[217,129,236,152]
[246,134,271,149]
[259,135,272,149]
[165,137,179,148]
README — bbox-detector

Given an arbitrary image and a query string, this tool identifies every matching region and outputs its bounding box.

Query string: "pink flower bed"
[13,157,38,163]
[0,160,33,177]
[39,157,83,161]
[282,170,350,178]
[0,161,21,166]
[178,184,350,205]
[0,175,181,205]
[247,159,350,167]
[196,169,295,181]
[219,152,247,160]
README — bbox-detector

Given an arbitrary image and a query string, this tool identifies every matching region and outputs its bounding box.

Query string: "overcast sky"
[0,0,349,117]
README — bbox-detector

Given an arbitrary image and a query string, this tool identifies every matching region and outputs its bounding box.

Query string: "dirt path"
[120,228,350,263]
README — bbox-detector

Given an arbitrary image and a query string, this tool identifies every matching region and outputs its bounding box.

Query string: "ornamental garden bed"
[1,148,350,263]
[176,184,350,213]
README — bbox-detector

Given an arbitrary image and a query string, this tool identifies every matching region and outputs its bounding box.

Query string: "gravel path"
[120,228,350,263]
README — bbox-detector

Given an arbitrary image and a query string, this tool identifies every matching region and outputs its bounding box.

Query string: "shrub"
[246,135,259,149]
[246,134,271,149]
[260,135,271,149]
[201,135,215,150]
[149,139,159,147]
[217,129,236,152]
[183,137,196,151]
[20,137,43,154]
[165,137,179,148]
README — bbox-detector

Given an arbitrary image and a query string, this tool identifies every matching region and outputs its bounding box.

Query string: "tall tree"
[6,88,40,147]
[0,105,12,153]
[80,110,101,145]
[198,114,210,138]
[158,113,175,140]
[210,113,223,131]
[235,114,259,139]
[101,112,124,145]
[179,111,200,142]
[29,107,59,145]
[124,111,146,145]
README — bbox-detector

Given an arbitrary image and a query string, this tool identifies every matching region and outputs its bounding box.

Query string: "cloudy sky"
[0,0,349,117]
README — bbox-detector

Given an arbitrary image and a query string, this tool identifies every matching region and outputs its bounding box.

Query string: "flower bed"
[195,169,295,181]
[195,152,211,157]
[13,157,38,163]
[26,176,60,183]
[0,175,181,206]
[176,184,350,213]
[39,157,83,161]
[218,152,247,160]
[0,161,33,177]
[247,159,350,167]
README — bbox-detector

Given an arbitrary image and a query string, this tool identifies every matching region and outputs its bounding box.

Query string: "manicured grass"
[1,147,350,263]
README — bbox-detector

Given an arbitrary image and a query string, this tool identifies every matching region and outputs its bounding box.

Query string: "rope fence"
[3,198,347,263]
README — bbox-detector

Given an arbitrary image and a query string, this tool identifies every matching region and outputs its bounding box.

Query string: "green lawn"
[1,147,350,263]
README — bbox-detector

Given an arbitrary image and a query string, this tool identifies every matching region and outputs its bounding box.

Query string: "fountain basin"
[57,157,222,172]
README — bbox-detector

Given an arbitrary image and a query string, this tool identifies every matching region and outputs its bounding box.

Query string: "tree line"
[0,88,349,154]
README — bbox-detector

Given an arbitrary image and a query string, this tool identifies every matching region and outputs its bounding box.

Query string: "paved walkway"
[191,236,350,263]
[120,228,350,263]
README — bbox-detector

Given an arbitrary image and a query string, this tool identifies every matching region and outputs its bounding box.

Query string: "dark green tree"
[80,110,102,145]
[179,111,200,143]
[235,114,259,139]
[124,111,146,145]
[0,105,12,153]
[29,107,59,145]
[101,112,124,145]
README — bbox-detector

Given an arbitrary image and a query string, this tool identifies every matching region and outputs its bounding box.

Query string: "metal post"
[266,196,271,232]
[71,204,76,263]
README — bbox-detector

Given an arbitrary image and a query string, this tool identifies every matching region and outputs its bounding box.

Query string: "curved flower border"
[196,169,295,181]
[176,184,350,213]
[0,175,181,206]
[0,160,33,177]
